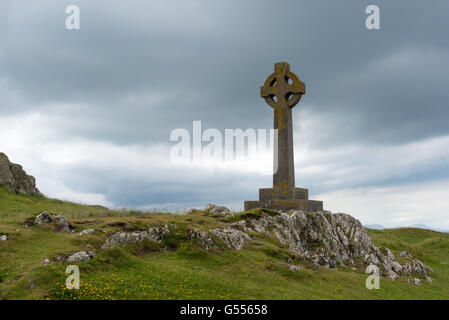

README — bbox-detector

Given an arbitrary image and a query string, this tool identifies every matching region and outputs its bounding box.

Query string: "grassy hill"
[1,186,449,300]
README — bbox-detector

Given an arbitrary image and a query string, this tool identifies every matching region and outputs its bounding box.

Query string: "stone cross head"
[260,62,305,109]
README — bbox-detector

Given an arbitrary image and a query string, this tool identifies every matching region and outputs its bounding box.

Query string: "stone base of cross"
[244,187,323,211]
[244,62,323,212]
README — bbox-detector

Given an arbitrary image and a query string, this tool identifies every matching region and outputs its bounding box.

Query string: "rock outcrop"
[0,152,42,196]
[204,204,232,216]
[210,228,252,250]
[188,229,215,250]
[67,251,96,263]
[18,205,432,283]
[227,210,431,280]
[57,251,96,263]
[102,225,170,249]
[400,251,433,281]
[26,211,73,233]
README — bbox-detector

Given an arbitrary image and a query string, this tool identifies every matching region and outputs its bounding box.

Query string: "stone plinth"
[244,198,323,212]
[245,186,322,211]
[259,187,308,201]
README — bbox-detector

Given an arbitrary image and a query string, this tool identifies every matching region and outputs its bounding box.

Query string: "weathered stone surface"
[27,211,73,233]
[259,187,308,201]
[78,228,95,236]
[0,152,42,196]
[204,204,231,215]
[211,228,252,250]
[244,63,322,212]
[66,251,96,263]
[188,229,214,250]
[288,265,302,272]
[210,206,231,215]
[204,204,216,212]
[228,210,431,280]
[400,251,433,281]
[386,248,396,260]
[34,212,53,225]
[244,199,323,212]
[102,225,170,249]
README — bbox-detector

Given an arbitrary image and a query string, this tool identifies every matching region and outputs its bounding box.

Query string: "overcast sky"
[1,0,449,228]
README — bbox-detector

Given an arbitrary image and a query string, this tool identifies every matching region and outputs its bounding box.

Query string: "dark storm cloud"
[1,0,448,145]
[1,0,449,210]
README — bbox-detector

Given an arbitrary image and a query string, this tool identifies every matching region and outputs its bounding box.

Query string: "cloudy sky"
[1,0,449,228]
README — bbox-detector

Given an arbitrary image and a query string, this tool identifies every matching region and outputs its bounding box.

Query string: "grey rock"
[414,278,422,286]
[204,203,216,212]
[0,152,42,196]
[234,210,374,267]
[288,265,302,272]
[401,255,432,278]
[66,251,95,263]
[32,211,72,232]
[188,229,214,250]
[147,225,170,242]
[78,228,95,236]
[391,261,403,274]
[210,206,231,215]
[211,228,251,250]
[386,248,396,260]
[205,204,231,215]
[102,225,170,249]
[230,209,431,280]
[34,211,53,225]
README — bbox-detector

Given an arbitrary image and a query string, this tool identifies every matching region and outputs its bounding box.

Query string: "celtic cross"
[260,62,305,191]
[244,62,322,212]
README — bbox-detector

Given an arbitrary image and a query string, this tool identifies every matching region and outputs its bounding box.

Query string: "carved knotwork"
[260,62,305,108]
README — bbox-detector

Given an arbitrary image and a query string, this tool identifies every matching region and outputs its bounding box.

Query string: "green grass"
[0,187,137,223]
[225,208,280,222]
[1,186,449,300]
